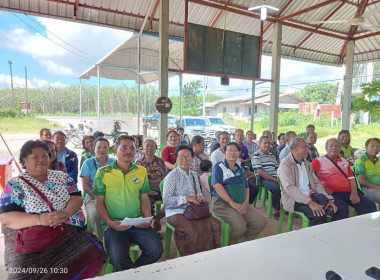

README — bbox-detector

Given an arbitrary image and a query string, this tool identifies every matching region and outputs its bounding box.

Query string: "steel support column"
[250,81,255,132]
[159,0,169,145]
[269,22,282,134]
[97,65,100,129]
[341,40,355,130]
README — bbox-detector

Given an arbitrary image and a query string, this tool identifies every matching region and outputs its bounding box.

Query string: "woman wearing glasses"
[211,142,267,245]
[163,145,221,256]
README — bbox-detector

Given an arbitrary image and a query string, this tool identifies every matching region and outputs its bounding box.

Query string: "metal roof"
[79,33,183,82]
[1,0,379,68]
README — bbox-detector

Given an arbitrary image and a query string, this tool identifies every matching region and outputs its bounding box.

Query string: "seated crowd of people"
[0,124,379,278]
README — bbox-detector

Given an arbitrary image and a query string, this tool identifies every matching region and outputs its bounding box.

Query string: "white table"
[97,212,380,280]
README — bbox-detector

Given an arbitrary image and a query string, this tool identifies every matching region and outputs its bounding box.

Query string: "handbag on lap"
[14,176,64,254]
[183,173,210,220]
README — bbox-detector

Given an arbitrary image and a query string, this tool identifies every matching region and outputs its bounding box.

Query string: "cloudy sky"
[0,10,345,95]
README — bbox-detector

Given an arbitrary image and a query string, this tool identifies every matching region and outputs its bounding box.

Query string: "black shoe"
[272,211,280,220]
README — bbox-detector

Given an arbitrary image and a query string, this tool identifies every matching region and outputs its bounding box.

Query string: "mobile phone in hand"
[366,267,380,280]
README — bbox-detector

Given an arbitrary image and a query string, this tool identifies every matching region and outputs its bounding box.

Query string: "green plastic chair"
[156,145,165,157]
[104,243,140,274]
[253,170,273,218]
[159,180,181,258]
[277,175,310,234]
[207,175,231,247]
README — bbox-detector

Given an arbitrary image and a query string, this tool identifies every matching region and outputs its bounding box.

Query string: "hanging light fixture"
[248,1,279,21]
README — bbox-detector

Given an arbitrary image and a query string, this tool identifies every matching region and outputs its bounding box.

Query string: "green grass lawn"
[0,117,58,134]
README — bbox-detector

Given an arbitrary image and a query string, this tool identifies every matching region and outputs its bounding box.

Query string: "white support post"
[97,65,100,129]
[179,73,183,125]
[250,81,256,131]
[269,22,282,134]
[159,0,169,145]
[341,40,355,130]
[137,35,141,135]
[79,79,82,123]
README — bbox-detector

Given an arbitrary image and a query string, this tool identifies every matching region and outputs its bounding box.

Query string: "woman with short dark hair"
[43,140,67,173]
[80,135,95,168]
[163,145,221,256]
[161,131,180,171]
[80,137,115,240]
[0,140,105,279]
[211,142,267,245]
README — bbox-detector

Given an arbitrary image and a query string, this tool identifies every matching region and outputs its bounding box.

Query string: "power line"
[11,13,97,62]
[23,14,99,60]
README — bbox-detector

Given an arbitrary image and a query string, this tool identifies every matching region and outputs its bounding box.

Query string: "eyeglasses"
[226,149,239,153]
[178,155,192,160]
[118,146,136,152]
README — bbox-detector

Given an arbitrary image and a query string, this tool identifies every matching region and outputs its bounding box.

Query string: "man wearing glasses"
[93,135,163,272]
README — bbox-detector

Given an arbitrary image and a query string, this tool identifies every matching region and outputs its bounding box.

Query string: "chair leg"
[277,208,286,234]
[164,223,173,257]
[221,222,230,247]
[261,188,266,207]
[86,214,93,232]
[286,213,294,232]
[301,216,310,228]
[154,203,161,216]
[266,192,273,218]
[104,254,114,274]
[253,187,262,207]
[130,246,139,263]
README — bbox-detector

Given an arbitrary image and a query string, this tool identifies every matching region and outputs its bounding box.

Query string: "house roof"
[1,0,379,69]
[241,93,306,105]
[205,93,269,108]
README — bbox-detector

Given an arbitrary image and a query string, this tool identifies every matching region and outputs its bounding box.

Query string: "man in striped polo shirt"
[252,135,281,219]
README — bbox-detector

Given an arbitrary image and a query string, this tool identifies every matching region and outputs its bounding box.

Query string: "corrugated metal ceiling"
[1,0,379,77]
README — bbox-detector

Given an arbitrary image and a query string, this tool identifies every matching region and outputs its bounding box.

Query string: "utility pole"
[8,60,15,108]
[25,67,29,117]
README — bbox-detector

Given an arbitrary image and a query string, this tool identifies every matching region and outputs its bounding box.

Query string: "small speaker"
[221,77,229,86]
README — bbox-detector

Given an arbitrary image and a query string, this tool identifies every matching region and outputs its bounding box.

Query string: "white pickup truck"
[202,116,237,138]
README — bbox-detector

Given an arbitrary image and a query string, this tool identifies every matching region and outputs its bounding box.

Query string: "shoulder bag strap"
[191,173,198,195]
[19,176,56,212]
[93,158,98,171]
[323,155,348,179]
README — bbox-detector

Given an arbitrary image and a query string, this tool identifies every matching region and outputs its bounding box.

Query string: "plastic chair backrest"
[159,180,164,194]
[208,174,212,192]
[276,174,285,195]
[253,170,260,185]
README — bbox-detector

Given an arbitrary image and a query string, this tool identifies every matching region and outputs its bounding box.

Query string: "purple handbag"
[183,174,210,220]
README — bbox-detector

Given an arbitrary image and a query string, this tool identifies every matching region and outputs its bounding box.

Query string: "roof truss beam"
[277,0,340,21]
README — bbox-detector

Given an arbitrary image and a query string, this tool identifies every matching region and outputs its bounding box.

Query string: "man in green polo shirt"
[355,137,380,206]
[93,135,163,272]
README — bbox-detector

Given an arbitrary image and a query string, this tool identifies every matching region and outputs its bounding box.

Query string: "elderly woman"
[135,139,168,231]
[80,137,115,240]
[43,140,67,172]
[0,140,105,280]
[306,131,319,162]
[80,135,95,168]
[212,142,267,245]
[277,133,286,153]
[161,131,180,171]
[163,145,221,256]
